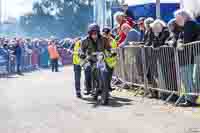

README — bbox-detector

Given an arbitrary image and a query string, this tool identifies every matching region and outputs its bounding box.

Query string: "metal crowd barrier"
[115,41,200,103]
[176,41,200,97]
[143,46,178,94]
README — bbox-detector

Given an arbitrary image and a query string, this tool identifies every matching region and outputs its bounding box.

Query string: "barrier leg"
[164,92,174,104]
[174,48,182,105]
[175,95,185,106]
[141,47,148,98]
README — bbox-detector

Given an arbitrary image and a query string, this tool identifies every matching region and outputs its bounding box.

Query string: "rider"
[102,27,118,91]
[80,23,111,95]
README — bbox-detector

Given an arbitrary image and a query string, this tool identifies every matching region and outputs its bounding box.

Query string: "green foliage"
[19,0,94,38]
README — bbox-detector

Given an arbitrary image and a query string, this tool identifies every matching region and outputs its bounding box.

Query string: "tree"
[19,0,94,38]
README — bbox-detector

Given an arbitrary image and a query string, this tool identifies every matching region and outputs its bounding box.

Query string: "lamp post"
[180,0,184,8]
[0,0,2,24]
[156,0,160,19]
[93,0,96,22]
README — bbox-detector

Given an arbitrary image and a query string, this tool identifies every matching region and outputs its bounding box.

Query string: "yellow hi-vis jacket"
[73,40,81,65]
[105,39,118,69]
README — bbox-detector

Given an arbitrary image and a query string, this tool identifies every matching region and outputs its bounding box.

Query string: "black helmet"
[88,23,100,34]
[102,26,111,34]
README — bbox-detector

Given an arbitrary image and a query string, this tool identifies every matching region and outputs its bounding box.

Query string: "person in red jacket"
[115,12,132,47]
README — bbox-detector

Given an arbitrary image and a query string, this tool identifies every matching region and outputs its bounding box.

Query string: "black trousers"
[51,59,58,72]
[107,66,114,89]
[74,65,81,94]
[16,58,21,74]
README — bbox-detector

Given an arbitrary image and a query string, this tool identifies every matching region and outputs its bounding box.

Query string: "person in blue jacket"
[14,41,23,75]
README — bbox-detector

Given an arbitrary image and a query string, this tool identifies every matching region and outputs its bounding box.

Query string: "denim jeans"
[51,59,58,72]
[16,58,21,73]
[84,65,92,92]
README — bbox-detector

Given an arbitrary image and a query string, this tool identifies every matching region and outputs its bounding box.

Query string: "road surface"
[0,66,200,133]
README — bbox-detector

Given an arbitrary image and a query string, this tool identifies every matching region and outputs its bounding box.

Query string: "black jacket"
[145,27,170,48]
[184,20,200,44]
[167,25,183,48]
[179,20,200,66]
[81,35,110,56]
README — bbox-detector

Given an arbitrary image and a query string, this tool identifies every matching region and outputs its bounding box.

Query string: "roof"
[125,0,180,6]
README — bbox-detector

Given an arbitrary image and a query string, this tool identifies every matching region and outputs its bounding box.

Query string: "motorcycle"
[80,52,110,105]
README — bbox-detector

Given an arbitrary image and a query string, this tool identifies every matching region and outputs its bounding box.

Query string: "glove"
[79,53,86,59]
[111,52,117,57]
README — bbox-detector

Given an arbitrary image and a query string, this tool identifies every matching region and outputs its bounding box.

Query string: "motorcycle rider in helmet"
[80,23,111,96]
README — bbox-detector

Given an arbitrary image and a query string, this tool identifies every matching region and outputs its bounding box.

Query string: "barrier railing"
[143,46,178,94]
[115,41,200,104]
[176,42,200,99]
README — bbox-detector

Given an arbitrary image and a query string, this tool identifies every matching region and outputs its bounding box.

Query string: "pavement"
[0,66,200,133]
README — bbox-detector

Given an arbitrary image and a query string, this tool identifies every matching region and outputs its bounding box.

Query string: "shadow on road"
[82,96,133,108]
[7,76,20,79]
[0,75,19,79]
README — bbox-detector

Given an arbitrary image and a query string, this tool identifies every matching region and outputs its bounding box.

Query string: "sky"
[4,0,181,18]
[2,0,191,18]
[3,0,35,18]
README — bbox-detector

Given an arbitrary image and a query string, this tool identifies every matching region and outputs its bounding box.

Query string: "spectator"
[102,26,117,48]
[167,18,183,48]
[146,19,170,98]
[115,12,132,47]
[144,17,154,43]
[143,17,156,93]
[119,28,141,48]
[14,40,23,75]
[138,17,146,42]
[48,41,60,72]
[146,19,170,48]
[175,9,200,106]
[3,44,10,73]
[175,10,200,43]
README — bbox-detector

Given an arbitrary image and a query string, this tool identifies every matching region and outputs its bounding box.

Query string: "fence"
[0,48,72,77]
[115,41,200,104]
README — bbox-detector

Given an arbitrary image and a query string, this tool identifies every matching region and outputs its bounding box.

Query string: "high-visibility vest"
[48,45,59,59]
[73,41,81,65]
[105,39,118,69]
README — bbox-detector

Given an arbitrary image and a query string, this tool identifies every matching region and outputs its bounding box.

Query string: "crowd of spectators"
[113,8,200,106]
[0,37,74,75]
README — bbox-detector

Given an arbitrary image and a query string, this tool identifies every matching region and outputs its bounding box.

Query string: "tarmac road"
[0,66,200,133]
